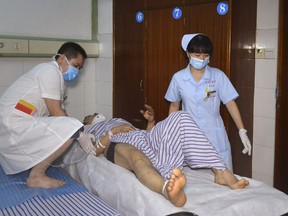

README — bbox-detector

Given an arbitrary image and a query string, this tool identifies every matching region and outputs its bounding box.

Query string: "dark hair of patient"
[187,34,213,56]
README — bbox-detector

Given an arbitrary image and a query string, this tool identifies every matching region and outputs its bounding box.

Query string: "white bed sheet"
[63,144,288,216]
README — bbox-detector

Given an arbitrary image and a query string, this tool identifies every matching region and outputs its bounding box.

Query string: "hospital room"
[0,0,288,215]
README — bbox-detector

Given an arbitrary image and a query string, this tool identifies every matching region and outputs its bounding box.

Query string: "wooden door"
[274,0,288,194]
[113,0,255,176]
[145,6,185,122]
[113,0,146,128]
[145,1,231,122]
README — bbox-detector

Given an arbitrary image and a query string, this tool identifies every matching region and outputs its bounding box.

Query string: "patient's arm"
[94,124,135,156]
[140,104,156,131]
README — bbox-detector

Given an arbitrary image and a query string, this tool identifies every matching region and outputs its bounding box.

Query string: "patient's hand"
[111,124,135,134]
[140,104,155,123]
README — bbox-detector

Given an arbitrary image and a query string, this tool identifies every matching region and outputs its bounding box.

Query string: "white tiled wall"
[94,0,113,119]
[252,0,279,185]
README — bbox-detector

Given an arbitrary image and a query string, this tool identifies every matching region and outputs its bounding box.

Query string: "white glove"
[77,132,96,155]
[239,129,252,156]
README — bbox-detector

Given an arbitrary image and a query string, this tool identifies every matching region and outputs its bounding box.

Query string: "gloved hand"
[77,132,96,155]
[239,129,252,156]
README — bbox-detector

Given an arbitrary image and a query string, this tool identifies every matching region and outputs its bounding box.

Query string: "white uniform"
[0,61,83,174]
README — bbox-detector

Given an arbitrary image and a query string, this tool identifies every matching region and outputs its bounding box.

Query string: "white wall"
[94,0,113,119]
[252,0,279,186]
[0,0,91,40]
[0,0,280,186]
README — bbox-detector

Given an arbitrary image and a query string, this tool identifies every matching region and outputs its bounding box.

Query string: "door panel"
[145,7,185,122]
[229,0,256,177]
[274,0,288,194]
[113,0,146,128]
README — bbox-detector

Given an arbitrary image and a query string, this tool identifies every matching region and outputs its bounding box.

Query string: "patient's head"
[83,113,106,125]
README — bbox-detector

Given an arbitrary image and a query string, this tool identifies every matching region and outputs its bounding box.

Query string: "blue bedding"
[0,165,86,209]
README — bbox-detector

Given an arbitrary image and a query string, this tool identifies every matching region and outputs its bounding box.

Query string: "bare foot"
[213,169,249,189]
[163,168,187,207]
[27,175,65,188]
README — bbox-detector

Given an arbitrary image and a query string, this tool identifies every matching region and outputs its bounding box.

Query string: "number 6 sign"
[136,11,144,23]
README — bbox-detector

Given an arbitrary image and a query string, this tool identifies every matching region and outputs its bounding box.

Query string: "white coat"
[0,61,83,174]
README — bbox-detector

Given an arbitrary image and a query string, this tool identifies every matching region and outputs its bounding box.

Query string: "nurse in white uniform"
[165,34,252,170]
[0,42,95,188]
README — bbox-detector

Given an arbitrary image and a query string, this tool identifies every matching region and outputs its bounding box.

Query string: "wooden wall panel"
[229,0,256,177]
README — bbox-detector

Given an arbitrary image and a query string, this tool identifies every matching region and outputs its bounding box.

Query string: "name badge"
[204,89,217,102]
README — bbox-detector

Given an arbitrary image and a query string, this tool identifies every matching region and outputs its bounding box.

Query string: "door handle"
[140,79,143,91]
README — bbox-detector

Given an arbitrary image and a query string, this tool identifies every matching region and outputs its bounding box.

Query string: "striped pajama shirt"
[85,111,226,179]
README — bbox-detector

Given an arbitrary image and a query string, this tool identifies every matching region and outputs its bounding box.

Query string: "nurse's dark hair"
[187,34,213,56]
[56,42,87,60]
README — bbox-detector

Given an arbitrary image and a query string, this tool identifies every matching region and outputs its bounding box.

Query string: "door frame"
[274,0,288,194]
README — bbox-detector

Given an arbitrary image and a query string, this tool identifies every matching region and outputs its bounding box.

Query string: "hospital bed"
[63,144,288,216]
[0,164,122,216]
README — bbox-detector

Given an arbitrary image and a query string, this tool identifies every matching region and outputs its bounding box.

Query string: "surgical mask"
[190,56,210,70]
[63,57,79,82]
[91,113,106,125]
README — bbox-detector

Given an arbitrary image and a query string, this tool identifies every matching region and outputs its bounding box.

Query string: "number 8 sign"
[217,2,229,15]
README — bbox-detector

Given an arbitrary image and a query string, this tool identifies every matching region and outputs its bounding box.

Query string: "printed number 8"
[217,2,228,15]
[219,4,227,13]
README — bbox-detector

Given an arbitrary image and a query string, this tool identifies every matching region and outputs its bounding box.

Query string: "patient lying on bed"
[82,105,249,207]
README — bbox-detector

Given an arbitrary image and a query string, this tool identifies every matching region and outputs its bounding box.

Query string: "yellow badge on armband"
[15,99,38,116]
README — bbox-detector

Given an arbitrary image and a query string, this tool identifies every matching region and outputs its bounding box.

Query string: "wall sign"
[217,2,229,15]
[136,11,144,23]
[172,7,182,20]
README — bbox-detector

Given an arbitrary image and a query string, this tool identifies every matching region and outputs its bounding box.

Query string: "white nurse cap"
[181,33,201,51]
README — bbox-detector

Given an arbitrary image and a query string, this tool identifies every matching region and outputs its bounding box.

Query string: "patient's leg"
[27,139,74,188]
[113,144,187,207]
[163,168,187,207]
[213,168,249,189]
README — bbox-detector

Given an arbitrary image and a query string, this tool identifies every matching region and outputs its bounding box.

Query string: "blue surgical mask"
[190,56,210,70]
[63,57,79,82]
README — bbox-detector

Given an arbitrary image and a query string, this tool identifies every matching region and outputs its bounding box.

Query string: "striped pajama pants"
[85,111,226,179]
